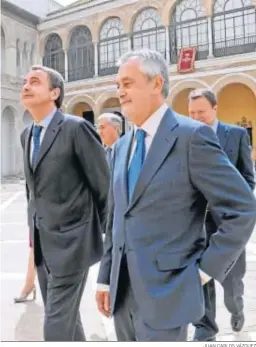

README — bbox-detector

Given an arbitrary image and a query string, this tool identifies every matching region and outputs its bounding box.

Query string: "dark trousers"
[34,227,88,341]
[113,256,188,341]
[193,224,246,340]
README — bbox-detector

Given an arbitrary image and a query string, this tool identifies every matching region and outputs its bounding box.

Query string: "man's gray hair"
[31,65,64,108]
[189,88,217,107]
[117,49,169,99]
[98,113,123,136]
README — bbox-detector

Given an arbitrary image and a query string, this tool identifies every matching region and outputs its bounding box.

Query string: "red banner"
[177,47,196,73]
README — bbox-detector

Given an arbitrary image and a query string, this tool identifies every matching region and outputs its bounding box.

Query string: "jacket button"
[119,247,122,252]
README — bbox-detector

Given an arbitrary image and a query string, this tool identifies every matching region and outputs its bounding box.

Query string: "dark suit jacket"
[97,108,256,330]
[21,110,110,276]
[206,121,255,232]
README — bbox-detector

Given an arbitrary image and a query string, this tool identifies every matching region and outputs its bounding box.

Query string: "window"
[132,8,166,56]
[213,0,256,56]
[170,0,209,63]
[43,34,65,77]
[68,26,94,81]
[99,18,128,76]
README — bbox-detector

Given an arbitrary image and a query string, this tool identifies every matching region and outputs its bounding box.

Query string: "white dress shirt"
[129,103,169,164]
[211,118,219,134]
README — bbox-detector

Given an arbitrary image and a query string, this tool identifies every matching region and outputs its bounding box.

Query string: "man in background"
[98,112,123,166]
[189,88,255,341]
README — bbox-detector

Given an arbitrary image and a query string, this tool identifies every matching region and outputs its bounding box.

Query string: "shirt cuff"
[97,283,110,291]
[199,269,211,285]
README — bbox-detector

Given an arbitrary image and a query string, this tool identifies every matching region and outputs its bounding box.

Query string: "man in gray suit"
[97,113,123,167]
[20,65,109,341]
[188,88,255,341]
[95,50,256,341]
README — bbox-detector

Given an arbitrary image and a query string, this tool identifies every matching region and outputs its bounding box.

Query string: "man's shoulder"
[219,121,246,136]
[172,111,206,135]
[62,113,96,131]
[62,113,86,125]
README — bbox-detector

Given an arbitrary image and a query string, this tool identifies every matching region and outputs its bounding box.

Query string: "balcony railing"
[98,35,129,77]
[213,35,256,57]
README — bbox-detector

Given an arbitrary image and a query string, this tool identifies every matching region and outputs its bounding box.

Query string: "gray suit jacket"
[206,121,255,231]
[97,108,256,330]
[21,110,110,276]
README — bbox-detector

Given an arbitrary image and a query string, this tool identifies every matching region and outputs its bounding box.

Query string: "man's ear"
[51,88,60,102]
[153,75,164,95]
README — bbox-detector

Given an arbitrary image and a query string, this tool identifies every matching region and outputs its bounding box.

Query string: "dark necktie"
[105,147,112,168]
[128,129,146,201]
[32,125,42,169]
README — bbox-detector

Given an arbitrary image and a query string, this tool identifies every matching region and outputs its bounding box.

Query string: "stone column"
[64,49,68,82]
[165,26,170,64]
[207,16,214,58]
[128,34,132,50]
[94,42,98,77]
[18,50,23,76]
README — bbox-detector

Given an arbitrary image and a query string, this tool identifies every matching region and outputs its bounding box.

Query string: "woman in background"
[14,242,36,303]
[14,184,36,303]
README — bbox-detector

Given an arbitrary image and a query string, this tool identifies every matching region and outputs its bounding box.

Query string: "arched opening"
[72,102,92,116]
[99,17,128,76]
[1,107,16,177]
[217,83,256,148]
[72,102,94,125]
[43,33,65,77]
[23,110,33,128]
[1,27,6,74]
[172,88,194,115]
[101,97,121,113]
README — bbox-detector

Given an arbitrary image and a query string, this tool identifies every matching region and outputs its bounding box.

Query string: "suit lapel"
[24,124,33,179]
[120,130,134,207]
[34,110,64,172]
[217,121,229,150]
[127,109,178,212]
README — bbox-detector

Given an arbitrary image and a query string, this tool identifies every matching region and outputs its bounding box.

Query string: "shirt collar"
[34,107,57,130]
[211,118,219,133]
[134,103,168,137]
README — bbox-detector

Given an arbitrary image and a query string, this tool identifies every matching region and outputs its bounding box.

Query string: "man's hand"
[96,290,111,317]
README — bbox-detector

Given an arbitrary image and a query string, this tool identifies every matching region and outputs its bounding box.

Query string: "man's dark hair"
[31,65,64,108]
[189,88,217,107]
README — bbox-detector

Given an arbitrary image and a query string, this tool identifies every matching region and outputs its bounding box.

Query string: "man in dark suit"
[188,88,255,341]
[20,65,109,341]
[95,50,256,341]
